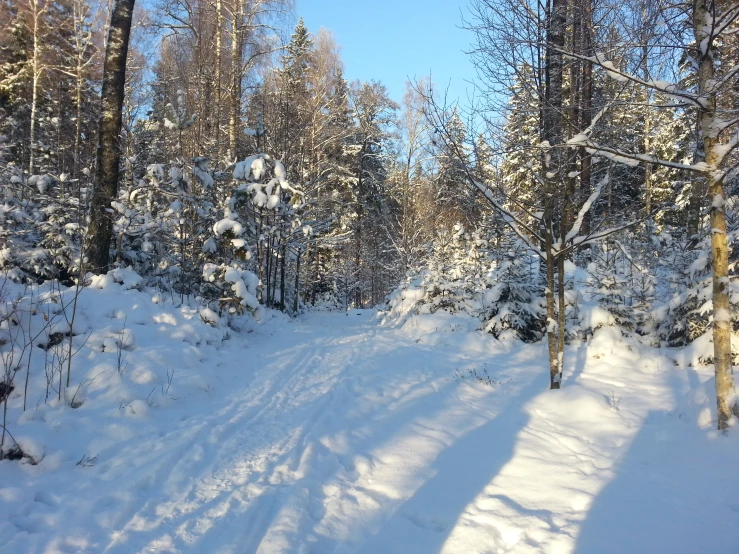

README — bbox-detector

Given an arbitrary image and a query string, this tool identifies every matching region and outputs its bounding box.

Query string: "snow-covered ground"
[1,282,738,553]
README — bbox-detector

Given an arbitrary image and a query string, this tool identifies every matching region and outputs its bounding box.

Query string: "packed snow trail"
[2,309,738,553]
[98,311,546,554]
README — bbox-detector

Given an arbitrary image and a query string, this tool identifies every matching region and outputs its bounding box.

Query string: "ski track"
[92,312,532,554]
[4,311,739,554]
[105,318,373,553]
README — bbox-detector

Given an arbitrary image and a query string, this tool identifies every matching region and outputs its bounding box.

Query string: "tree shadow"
[567,340,589,385]
[355,376,544,554]
[574,406,739,553]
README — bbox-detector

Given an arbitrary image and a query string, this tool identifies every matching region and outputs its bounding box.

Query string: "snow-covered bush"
[655,236,739,347]
[112,156,219,297]
[651,190,739,350]
[202,263,261,317]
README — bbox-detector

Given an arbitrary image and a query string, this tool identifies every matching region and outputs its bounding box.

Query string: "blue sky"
[296,0,475,107]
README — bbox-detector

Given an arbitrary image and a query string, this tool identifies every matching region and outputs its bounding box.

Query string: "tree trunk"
[271,239,279,306]
[264,233,272,306]
[354,141,367,309]
[693,0,737,431]
[293,248,301,314]
[556,253,566,387]
[229,0,243,159]
[545,221,560,388]
[543,0,566,147]
[543,0,567,389]
[215,0,223,162]
[256,207,264,301]
[279,241,286,312]
[86,0,136,274]
[29,0,43,176]
[312,248,319,305]
[354,227,362,309]
[579,0,592,243]
[74,66,83,178]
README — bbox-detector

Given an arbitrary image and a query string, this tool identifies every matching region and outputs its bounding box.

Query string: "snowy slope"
[1,286,738,553]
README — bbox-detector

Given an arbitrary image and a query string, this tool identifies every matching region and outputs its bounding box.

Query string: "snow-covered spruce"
[0,168,87,281]
[383,225,545,342]
[200,153,302,315]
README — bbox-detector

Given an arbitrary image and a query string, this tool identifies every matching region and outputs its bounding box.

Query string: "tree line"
[0,0,737,430]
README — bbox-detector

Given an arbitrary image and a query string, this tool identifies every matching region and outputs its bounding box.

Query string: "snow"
[213,218,243,237]
[714,308,731,322]
[273,160,287,180]
[565,174,609,244]
[601,61,627,82]
[712,193,726,209]
[585,147,641,168]
[0,281,738,553]
[648,80,673,91]
[202,237,217,253]
[232,155,259,181]
[87,266,143,290]
[567,133,589,146]
[251,157,266,180]
[593,53,627,82]
[713,136,738,165]
[193,165,213,190]
[266,194,280,210]
[28,174,52,194]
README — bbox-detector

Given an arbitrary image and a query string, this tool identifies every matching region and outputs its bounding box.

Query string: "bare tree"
[555,1,739,429]
[461,0,738,426]
[428,0,657,390]
[387,81,435,275]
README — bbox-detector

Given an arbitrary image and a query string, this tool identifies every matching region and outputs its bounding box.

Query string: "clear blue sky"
[295,0,475,107]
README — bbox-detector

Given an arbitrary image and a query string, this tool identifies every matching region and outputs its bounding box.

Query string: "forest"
[0,0,738,552]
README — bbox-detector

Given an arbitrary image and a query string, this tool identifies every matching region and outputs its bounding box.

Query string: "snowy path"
[100,311,545,554]
[2,310,739,553]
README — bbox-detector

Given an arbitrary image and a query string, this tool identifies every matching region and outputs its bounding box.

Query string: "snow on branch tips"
[232,154,303,209]
[164,90,197,131]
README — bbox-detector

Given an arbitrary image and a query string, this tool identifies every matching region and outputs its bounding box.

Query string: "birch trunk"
[545,221,560,388]
[215,0,223,162]
[579,0,593,243]
[28,0,43,176]
[694,1,738,430]
[228,0,243,159]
